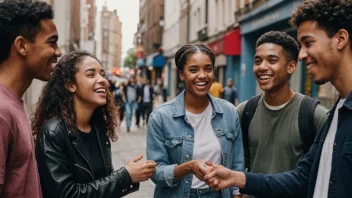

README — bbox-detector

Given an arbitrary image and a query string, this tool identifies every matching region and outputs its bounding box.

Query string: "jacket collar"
[171,90,223,117]
[328,91,352,114]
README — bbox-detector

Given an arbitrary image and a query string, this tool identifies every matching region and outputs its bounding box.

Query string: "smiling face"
[298,21,339,85]
[179,52,214,97]
[254,43,296,92]
[70,56,109,109]
[25,19,62,81]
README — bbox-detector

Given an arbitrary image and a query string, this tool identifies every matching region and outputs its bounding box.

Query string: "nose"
[198,69,207,79]
[298,48,307,61]
[55,46,62,57]
[258,61,269,71]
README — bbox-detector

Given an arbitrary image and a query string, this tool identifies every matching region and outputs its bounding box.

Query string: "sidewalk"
[111,119,155,198]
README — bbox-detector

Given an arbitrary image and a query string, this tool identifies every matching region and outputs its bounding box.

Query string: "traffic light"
[112,67,121,76]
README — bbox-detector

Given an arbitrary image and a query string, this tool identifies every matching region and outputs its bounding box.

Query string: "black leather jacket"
[35,117,139,198]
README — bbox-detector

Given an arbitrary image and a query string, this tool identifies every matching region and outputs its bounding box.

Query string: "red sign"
[208,39,224,56]
[224,28,241,55]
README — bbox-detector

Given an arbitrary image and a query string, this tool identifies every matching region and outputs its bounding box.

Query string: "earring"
[71,89,75,93]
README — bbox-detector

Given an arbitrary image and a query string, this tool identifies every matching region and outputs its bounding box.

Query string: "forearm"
[173,161,193,182]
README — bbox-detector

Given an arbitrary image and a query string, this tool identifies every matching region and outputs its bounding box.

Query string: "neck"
[0,59,33,98]
[330,55,352,98]
[264,85,295,106]
[184,91,209,114]
[74,99,95,132]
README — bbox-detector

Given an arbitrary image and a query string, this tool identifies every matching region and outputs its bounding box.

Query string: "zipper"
[72,142,95,179]
[74,163,94,180]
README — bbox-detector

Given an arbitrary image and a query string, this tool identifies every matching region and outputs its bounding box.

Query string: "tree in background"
[123,48,137,69]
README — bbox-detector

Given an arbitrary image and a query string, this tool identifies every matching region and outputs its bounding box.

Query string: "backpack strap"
[241,94,261,170]
[299,96,320,153]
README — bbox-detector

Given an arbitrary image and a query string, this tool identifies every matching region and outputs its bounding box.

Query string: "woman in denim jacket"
[147,45,244,198]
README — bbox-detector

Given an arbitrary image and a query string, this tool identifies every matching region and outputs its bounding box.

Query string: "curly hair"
[174,44,215,71]
[256,31,299,63]
[32,51,118,142]
[290,0,352,39]
[0,0,54,63]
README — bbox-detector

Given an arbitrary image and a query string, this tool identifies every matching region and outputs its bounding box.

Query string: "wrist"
[232,171,246,189]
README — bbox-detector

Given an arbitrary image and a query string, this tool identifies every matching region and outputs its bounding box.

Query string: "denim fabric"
[189,188,222,198]
[147,91,244,198]
[125,101,137,129]
[243,92,352,198]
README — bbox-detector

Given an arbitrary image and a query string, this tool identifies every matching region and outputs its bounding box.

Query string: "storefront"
[224,28,241,93]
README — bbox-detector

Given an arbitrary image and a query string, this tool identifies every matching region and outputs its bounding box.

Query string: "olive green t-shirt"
[236,92,328,174]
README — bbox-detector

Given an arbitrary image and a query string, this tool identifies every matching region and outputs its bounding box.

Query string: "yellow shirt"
[208,82,223,98]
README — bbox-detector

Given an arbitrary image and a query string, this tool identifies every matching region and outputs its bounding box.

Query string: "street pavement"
[111,119,155,198]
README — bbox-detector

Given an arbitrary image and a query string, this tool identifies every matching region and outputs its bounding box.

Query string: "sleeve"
[314,104,328,134]
[230,108,245,195]
[146,112,178,187]
[241,135,317,197]
[0,117,12,185]
[36,129,138,198]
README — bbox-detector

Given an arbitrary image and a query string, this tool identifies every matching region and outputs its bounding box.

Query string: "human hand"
[191,160,213,181]
[125,155,157,183]
[204,161,245,190]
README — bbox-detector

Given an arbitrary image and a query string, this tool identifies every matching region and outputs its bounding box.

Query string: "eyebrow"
[85,68,105,73]
[300,35,312,43]
[254,54,279,59]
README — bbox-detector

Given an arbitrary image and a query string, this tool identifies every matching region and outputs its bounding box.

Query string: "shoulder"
[149,99,174,119]
[39,117,67,139]
[314,103,329,122]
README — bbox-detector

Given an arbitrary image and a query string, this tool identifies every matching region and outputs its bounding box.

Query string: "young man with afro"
[202,0,352,197]
[0,0,61,197]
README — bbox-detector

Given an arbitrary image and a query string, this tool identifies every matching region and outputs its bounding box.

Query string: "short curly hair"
[0,0,54,63]
[290,0,352,39]
[256,31,299,63]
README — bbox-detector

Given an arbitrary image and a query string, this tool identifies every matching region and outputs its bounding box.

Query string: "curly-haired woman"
[32,51,156,198]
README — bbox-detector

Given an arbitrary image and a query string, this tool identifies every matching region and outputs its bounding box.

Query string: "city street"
[111,119,155,198]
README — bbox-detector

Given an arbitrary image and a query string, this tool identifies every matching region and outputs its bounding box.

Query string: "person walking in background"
[140,77,153,126]
[115,82,126,123]
[124,76,141,132]
[33,51,156,197]
[0,0,62,197]
[223,78,238,106]
[236,31,327,198]
[208,78,223,98]
[146,44,244,198]
[202,1,352,197]
[153,78,164,107]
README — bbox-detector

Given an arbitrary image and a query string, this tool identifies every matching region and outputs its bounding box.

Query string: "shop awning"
[224,28,241,55]
[137,58,145,67]
[152,53,166,68]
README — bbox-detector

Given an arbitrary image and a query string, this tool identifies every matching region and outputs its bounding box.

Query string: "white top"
[313,98,346,198]
[143,85,151,103]
[186,103,222,189]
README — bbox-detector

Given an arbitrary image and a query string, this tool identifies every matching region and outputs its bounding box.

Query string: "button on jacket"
[147,91,244,198]
[35,117,139,198]
[243,92,352,198]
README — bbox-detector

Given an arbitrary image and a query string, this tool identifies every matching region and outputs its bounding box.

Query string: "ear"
[335,29,349,50]
[65,81,77,93]
[13,36,28,56]
[287,60,297,75]
[178,70,184,81]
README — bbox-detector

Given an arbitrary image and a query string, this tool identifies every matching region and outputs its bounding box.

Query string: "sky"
[96,0,139,62]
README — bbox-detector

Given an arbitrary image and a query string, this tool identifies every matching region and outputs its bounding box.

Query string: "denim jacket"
[147,91,244,198]
[242,92,352,198]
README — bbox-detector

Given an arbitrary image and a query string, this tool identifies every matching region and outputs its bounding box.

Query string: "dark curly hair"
[32,51,118,142]
[0,0,54,64]
[256,31,299,63]
[290,0,352,40]
[174,44,215,71]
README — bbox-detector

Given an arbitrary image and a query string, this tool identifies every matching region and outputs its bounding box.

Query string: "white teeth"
[306,63,316,70]
[195,82,207,86]
[259,75,272,80]
[95,89,106,93]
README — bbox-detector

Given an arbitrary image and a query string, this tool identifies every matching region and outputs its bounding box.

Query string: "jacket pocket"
[342,142,352,184]
[165,138,183,164]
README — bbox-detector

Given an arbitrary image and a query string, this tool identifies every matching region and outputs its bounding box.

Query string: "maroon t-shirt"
[0,83,42,198]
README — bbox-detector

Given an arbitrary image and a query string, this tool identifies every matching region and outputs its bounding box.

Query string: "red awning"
[224,28,241,55]
[208,39,224,56]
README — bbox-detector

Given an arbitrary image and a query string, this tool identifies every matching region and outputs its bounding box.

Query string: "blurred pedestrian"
[32,51,156,197]
[223,78,238,106]
[153,78,164,107]
[146,44,244,198]
[124,76,141,132]
[140,77,153,125]
[115,82,126,123]
[0,1,61,197]
[208,78,223,98]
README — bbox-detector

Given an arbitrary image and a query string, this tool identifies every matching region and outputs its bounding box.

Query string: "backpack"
[241,94,320,170]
